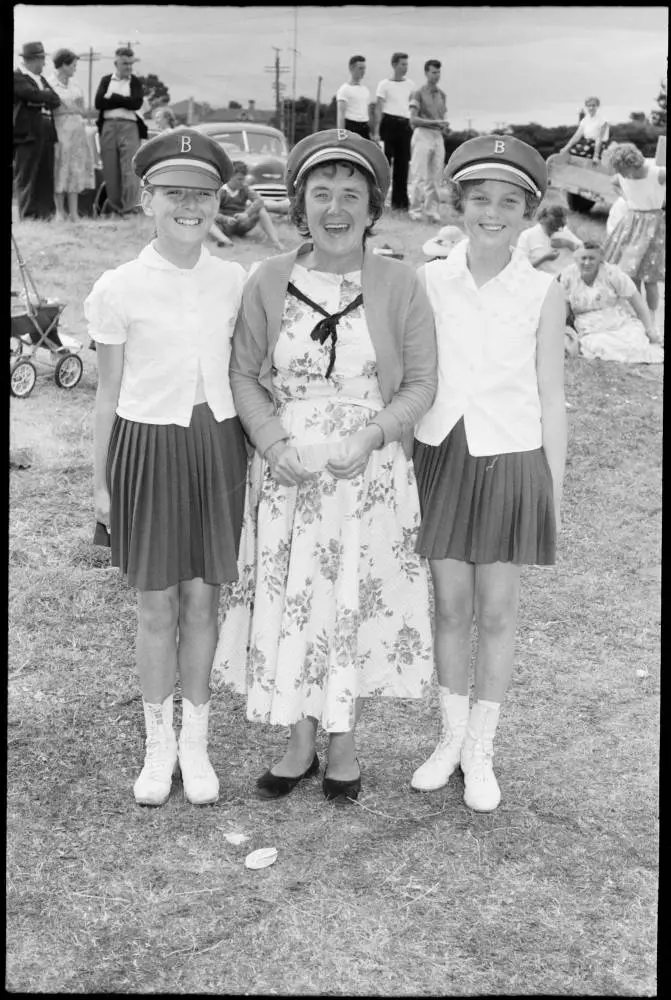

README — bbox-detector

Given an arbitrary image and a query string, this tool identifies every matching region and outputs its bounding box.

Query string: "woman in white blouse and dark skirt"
[87,129,248,807]
[411,135,567,811]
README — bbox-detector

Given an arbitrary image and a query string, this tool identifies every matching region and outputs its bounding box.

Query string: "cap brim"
[294,148,378,188]
[449,163,539,196]
[143,166,221,190]
[422,239,451,257]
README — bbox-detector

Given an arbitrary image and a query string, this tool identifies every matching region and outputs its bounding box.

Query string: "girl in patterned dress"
[603,142,666,333]
[213,130,437,801]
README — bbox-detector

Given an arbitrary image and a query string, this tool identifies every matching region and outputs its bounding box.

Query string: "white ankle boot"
[134,694,178,806]
[461,700,501,812]
[178,698,219,805]
[411,688,470,791]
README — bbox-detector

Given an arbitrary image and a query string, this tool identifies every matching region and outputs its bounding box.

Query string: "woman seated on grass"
[516,203,582,275]
[88,129,248,808]
[560,241,663,363]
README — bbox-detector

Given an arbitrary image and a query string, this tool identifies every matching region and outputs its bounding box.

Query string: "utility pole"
[313,76,322,133]
[264,47,289,134]
[289,5,300,145]
[78,47,101,117]
[118,40,141,52]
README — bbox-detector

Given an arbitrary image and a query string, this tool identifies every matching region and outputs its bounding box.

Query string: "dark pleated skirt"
[413,418,556,565]
[107,404,248,591]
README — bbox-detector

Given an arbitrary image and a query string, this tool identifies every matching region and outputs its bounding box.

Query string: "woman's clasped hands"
[264,424,384,485]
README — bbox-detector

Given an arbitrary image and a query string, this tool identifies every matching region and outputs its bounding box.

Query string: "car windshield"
[210,131,246,151]
[246,132,286,156]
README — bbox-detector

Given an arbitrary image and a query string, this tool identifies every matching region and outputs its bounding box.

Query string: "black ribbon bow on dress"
[287,281,364,380]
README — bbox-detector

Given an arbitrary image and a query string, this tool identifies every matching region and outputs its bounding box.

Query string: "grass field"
[8,205,660,995]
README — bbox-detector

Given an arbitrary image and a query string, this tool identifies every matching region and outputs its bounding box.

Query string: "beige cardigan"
[229,243,438,458]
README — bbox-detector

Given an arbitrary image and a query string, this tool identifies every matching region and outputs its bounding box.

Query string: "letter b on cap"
[336,129,348,141]
[180,135,192,153]
[493,139,506,154]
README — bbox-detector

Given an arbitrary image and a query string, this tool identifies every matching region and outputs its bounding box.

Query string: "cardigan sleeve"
[229,266,290,456]
[94,75,144,112]
[368,271,437,446]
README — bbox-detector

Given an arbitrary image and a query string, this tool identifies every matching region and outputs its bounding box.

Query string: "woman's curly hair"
[289,160,384,240]
[443,177,541,219]
[607,142,645,173]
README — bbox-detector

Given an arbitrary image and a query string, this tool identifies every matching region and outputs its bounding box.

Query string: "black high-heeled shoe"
[322,760,361,801]
[255,753,320,799]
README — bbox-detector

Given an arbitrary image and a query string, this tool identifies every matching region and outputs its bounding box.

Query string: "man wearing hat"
[13,42,61,219]
[94,47,148,217]
[88,128,250,808]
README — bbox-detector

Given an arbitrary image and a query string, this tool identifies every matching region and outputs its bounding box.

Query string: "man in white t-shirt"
[373,52,415,211]
[336,55,371,139]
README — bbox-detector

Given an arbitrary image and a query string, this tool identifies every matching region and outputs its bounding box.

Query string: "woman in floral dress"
[48,48,95,222]
[214,129,437,801]
[560,241,662,363]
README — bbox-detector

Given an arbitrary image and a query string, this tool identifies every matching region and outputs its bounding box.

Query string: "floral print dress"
[560,262,663,363]
[213,264,433,732]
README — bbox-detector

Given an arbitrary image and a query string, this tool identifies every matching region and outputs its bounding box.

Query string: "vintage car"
[192,121,289,209]
[545,151,617,214]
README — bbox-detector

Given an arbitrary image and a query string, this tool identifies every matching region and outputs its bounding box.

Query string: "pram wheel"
[54,353,83,389]
[10,358,37,398]
[10,335,24,357]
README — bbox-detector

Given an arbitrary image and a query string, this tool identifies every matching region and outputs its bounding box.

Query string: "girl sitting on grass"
[411,135,567,812]
[87,129,248,807]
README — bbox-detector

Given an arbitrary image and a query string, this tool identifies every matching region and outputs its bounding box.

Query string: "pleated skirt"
[413,418,556,565]
[107,404,248,591]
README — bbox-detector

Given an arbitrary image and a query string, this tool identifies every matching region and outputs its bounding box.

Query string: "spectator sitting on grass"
[210,159,284,251]
[516,203,582,275]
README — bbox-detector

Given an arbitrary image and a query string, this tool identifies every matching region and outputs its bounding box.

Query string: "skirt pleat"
[107,404,247,591]
[414,418,556,565]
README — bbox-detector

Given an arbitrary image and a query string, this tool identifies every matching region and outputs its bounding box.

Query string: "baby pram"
[10,233,83,398]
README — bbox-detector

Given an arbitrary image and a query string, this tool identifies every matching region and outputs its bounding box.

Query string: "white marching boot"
[461,700,502,812]
[178,698,220,805]
[411,688,470,791]
[133,694,178,806]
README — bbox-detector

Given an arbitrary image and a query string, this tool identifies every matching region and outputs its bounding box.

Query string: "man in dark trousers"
[373,52,415,211]
[13,41,61,220]
[95,47,148,216]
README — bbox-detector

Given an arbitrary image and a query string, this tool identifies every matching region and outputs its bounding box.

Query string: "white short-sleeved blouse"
[85,243,246,426]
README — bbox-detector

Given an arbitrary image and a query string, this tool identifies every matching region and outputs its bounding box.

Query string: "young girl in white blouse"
[411,135,567,811]
[86,129,247,807]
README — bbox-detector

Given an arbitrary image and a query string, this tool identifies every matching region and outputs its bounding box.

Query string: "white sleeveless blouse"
[415,240,554,456]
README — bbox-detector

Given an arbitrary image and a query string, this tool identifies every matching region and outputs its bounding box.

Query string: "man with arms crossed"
[408,59,448,223]
[336,55,371,138]
[373,52,415,211]
[95,47,148,217]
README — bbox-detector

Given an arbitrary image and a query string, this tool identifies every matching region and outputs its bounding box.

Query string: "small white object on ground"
[245,847,278,870]
[636,669,649,678]
[223,831,249,845]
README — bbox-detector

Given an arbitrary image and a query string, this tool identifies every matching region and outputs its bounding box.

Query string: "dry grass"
[8,205,660,995]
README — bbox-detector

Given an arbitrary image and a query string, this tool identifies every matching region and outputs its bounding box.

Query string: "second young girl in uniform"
[87,129,248,807]
[411,135,567,812]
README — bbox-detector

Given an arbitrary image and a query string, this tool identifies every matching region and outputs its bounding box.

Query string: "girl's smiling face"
[461,179,528,250]
[141,185,219,245]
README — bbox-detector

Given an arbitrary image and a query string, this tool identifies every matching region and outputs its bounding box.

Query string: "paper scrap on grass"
[245,847,278,870]
[223,831,249,845]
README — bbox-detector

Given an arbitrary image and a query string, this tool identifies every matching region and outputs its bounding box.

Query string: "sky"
[13,5,668,130]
